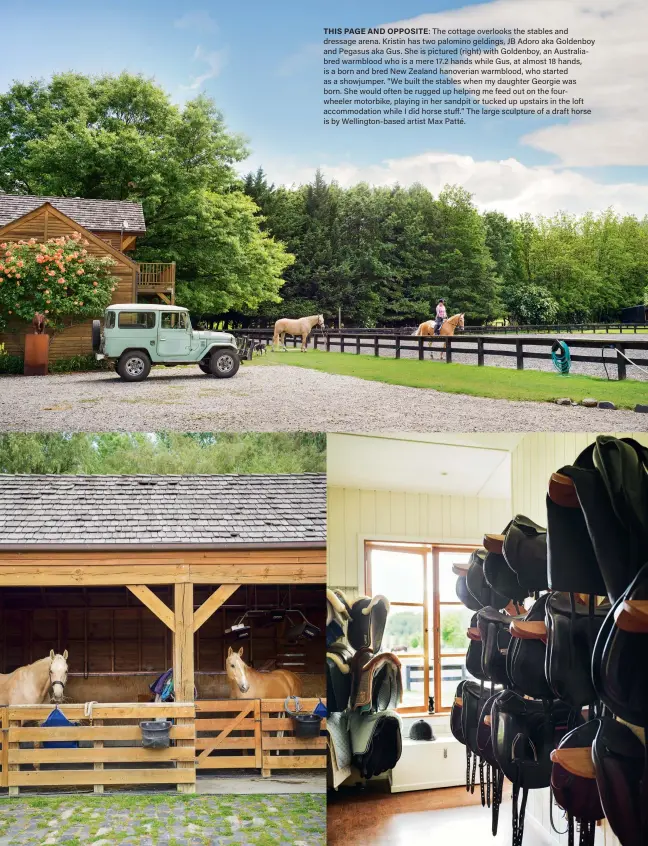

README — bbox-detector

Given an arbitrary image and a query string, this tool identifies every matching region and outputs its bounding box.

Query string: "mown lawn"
[251,351,648,409]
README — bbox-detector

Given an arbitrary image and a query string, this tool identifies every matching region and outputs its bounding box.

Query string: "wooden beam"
[193,585,239,633]
[127,585,175,632]
[173,583,196,794]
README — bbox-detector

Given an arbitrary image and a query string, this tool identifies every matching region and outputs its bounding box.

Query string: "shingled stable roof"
[0,474,326,549]
[0,194,146,233]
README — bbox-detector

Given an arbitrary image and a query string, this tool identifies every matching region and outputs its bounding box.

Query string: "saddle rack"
[548,472,580,508]
[483,533,505,554]
[550,747,596,779]
[614,599,648,633]
[509,620,548,643]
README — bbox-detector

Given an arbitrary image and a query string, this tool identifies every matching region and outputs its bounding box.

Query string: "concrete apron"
[197,770,326,794]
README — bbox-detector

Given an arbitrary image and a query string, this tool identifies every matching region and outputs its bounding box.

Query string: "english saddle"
[502,514,549,592]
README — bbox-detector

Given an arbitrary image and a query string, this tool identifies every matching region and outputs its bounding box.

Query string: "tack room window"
[364,541,475,713]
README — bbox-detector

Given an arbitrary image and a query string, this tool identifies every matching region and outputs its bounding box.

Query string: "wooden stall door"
[260,698,326,777]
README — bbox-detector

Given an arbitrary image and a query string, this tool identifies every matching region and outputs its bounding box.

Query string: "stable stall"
[0,473,327,793]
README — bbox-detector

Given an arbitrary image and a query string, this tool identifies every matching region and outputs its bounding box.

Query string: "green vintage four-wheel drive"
[93,304,241,382]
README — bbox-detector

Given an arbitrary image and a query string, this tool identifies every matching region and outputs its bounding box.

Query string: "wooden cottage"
[0,473,326,793]
[0,194,175,360]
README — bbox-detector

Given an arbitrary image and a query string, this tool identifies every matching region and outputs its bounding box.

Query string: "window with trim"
[365,541,476,713]
[118,311,156,329]
[161,312,188,330]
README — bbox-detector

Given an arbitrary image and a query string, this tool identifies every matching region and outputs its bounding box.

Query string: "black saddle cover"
[347,595,389,653]
[593,717,646,846]
[545,592,608,708]
[592,562,648,727]
[477,607,521,687]
[450,680,467,745]
[466,548,510,611]
[456,574,483,611]
[483,550,529,604]
[503,514,548,592]
[466,613,489,682]
[326,648,353,713]
[507,593,554,701]
[491,691,578,791]
[551,720,604,828]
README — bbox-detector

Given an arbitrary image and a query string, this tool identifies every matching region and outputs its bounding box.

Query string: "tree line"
[1,72,646,328]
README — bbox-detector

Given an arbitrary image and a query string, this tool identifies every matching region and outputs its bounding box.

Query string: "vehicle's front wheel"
[209,349,240,378]
[117,351,151,382]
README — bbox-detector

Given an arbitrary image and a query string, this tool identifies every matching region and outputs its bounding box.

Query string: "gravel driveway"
[0,363,643,433]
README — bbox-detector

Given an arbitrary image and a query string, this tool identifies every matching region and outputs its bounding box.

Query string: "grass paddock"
[252,351,647,409]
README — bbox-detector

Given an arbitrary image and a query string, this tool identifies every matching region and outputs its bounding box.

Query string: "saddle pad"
[351,652,402,712]
[347,709,403,779]
[327,711,352,790]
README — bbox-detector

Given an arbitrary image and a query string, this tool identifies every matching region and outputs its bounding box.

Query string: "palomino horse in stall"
[272,314,324,352]
[413,313,465,360]
[0,651,69,706]
[226,647,302,699]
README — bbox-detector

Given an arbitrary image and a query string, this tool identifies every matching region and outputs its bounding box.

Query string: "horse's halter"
[49,661,67,700]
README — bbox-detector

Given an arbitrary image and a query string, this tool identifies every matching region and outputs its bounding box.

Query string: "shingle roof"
[0,194,146,233]
[0,474,326,547]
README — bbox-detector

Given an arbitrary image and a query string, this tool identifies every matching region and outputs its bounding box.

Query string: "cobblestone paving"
[0,793,326,846]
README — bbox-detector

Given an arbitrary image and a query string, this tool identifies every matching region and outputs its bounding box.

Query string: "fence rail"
[228,321,647,337]
[3,702,195,795]
[0,698,326,793]
[231,329,648,380]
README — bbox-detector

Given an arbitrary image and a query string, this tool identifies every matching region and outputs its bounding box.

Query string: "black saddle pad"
[456,574,483,611]
[450,680,467,745]
[466,612,489,682]
[461,680,489,757]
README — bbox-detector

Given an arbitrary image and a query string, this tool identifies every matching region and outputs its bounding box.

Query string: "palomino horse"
[272,314,324,352]
[0,651,69,706]
[226,647,302,699]
[413,313,465,360]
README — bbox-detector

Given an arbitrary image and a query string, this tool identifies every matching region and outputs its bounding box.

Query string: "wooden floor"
[327,783,552,846]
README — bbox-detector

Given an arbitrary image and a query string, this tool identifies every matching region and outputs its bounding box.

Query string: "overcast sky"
[1,0,646,217]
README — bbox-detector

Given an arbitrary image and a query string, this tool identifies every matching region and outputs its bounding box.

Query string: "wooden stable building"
[0,194,176,360]
[0,473,326,793]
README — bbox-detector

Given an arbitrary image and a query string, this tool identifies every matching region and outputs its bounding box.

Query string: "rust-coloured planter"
[24,333,50,376]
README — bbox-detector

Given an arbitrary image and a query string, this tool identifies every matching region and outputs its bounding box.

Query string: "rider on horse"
[434,299,447,335]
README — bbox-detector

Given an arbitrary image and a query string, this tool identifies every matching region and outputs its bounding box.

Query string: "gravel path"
[0,793,325,845]
[322,333,648,381]
[0,363,644,433]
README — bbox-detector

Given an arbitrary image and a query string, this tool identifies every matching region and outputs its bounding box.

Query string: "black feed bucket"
[293,712,322,738]
[284,696,322,738]
[140,720,172,749]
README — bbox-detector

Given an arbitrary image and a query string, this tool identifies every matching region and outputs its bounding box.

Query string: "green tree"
[0,73,293,315]
[0,433,326,475]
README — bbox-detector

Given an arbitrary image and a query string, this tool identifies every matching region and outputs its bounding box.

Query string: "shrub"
[0,233,118,332]
[507,284,560,325]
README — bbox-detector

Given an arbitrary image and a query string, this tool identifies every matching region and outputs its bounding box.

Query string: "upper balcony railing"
[136,262,176,292]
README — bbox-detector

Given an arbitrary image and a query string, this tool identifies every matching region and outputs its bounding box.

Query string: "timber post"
[174,583,196,793]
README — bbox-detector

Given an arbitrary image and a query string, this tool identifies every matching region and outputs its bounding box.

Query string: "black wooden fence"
[232,328,648,381]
